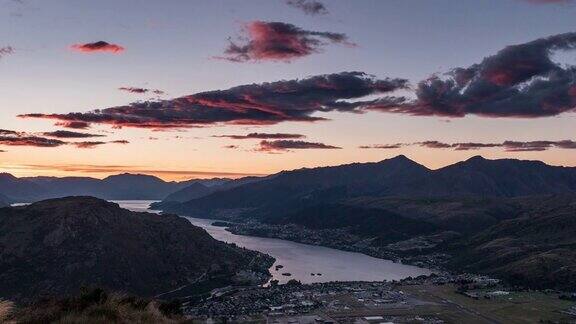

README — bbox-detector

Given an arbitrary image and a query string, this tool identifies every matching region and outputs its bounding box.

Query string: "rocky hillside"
[0,197,273,302]
[449,195,576,290]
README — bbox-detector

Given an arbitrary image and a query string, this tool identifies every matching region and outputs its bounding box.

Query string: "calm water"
[114,200,433,284]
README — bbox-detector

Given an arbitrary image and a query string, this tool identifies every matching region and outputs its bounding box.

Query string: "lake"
[113,200,433,285]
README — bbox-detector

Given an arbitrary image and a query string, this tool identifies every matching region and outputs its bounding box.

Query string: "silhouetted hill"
[158,176,265,204]
[162,182,212,202]
[98,173,182,200]
[163,155,431,218]
[430,156,576,197]
[0,197,272,302]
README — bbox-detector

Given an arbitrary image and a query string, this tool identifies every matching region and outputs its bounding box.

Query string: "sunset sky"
[2,0,576,180]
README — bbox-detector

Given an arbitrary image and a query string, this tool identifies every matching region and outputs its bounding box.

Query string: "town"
[184,273,576,323]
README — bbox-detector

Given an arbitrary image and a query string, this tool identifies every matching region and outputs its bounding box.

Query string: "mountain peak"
[382,154,416,164]
[103,173,164,182]
[0,172,17,180]
[391,154,410,161]
[381,155,427,169]
[467,155,487,162]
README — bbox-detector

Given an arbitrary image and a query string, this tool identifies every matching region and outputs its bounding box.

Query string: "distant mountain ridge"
[155,155,576,219]
[0,173,246,203]
[161,176,265,203]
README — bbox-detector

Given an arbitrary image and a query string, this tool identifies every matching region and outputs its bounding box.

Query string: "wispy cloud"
[359,143,406,149]
[257,139,341,152]
[4,163,266,180]
[285,0,328,15]
[0,129,127,149]
[0,129,66,147]
[360,140,576,152]
[118,87,165,95]
[42,130,105,138]
[0,46,14,59]
[214,132,306,140]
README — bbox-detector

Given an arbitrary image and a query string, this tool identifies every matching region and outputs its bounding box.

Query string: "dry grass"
[0,299,15,323]
[7,288,189,324]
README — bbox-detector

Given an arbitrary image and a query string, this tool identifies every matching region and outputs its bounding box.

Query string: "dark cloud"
[71,140,128,149]
[359,143,405,149]
[119,87,165,95]
[42,130,105,138]
[361,140,576,152]
[2,136,65,148]
[110,140,129,144]
[214,132,306,140]
[257,139,341,152]
[0,129,126,149]
[417,141,453,149]
[285,0,328,15]
[119,87,148,94]
[501,141,555,151]
[0,46,14,59]
[0,131,66,148]
[72,141,107,149]
[55,121,91,129]
[372,32,576,118]
[223,145,239,149]
[451,142,504,151]
[19,72,408,130]
[554,140,576,149]
[0,129,19,135]
[70,41,125,54]
[220,21,354,62]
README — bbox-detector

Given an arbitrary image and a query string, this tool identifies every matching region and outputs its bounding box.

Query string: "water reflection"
[115,200,433,284]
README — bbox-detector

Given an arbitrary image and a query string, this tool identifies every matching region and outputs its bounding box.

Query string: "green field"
[403,284,575,324]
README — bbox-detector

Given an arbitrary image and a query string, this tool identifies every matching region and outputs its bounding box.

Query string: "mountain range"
[0,173,244,203]
[151,155,576,290]
[2,155,575,291]
[154,155,576,219]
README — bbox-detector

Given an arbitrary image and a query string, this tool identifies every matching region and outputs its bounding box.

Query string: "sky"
[1,0,576,180]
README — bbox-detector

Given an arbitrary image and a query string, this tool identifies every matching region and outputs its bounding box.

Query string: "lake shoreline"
[114,201,434,285]
[225,221,451,271]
